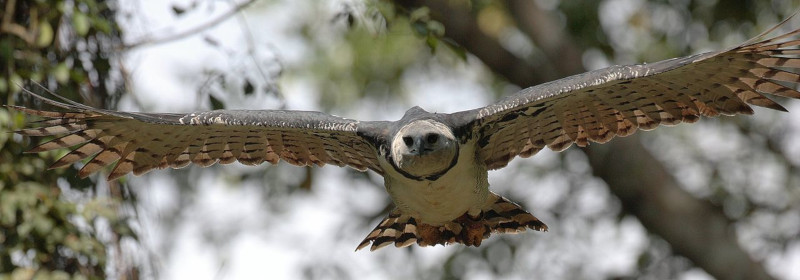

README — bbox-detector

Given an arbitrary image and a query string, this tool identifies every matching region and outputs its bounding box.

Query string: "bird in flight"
[10,18,800,251]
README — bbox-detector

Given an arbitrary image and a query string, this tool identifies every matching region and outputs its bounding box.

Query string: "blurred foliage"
[0,0,135,278]
[288,1,470,111]
[294,0,800,279]
[2,0,798,279]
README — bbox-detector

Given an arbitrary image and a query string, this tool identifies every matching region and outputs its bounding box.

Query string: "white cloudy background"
[103,0,800,279]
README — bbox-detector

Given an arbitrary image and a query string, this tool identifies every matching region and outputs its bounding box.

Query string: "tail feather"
[356,210,420,251]
[356,192,547,251]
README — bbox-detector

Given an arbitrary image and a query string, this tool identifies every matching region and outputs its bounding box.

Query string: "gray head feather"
[391,119,458,178]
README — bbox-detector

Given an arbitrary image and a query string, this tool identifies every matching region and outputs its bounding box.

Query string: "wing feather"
[456,20,800,170]
[10,94,386,180]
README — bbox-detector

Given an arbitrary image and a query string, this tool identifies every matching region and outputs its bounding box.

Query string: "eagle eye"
[426,133,439,144]
[403,136,414,147]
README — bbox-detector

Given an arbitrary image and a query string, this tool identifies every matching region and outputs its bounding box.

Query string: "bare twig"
[234,10,288,107]
[1,0,38,45]
[123,0,258,50]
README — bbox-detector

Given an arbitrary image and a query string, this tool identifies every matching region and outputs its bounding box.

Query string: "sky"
[110,0,800,279]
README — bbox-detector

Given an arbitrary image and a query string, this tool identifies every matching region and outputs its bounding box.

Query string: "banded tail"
[356,192,547,251]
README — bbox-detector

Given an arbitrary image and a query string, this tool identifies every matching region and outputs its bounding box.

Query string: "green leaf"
[243,79,255,95]
[409,7,430,22]
[209,94,224,110]
[36,21,54,47]
[82,199,118,221]
[64,234,81,251]
[427,20,445,37]
[113,221,136,239]
[9,73,23,94]
[426,36,438,52]
[412,21,428,37]
[53,63,70,84]
[374,1,395,20]
[51,271,71,280]
[0,194,16,224]
[171,5,187,15]
[73,12,90,36]
[442,38,468,61]
[0,77,7,93]
[91,17,113,34]
[33,215,54,234]
[10,268,35,280]
[17,221,33,236]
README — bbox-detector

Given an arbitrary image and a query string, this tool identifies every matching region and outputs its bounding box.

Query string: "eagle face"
[390,119,458,178]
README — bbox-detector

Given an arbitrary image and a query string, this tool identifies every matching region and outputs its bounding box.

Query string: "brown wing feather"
[465,21,800,170]
[11,97,385,180]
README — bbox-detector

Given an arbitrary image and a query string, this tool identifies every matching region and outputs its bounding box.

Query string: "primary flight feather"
[11,18,800,251]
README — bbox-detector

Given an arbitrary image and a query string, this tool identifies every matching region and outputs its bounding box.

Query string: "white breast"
[380,140,490,225]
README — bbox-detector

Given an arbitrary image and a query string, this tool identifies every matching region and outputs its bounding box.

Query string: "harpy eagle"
[10,19,800,251]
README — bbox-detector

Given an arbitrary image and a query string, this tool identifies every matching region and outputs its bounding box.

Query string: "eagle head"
[391,119,458,178]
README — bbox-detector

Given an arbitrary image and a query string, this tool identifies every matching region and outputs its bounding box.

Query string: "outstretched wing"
[454,19,800,170]
[11,92,388,180]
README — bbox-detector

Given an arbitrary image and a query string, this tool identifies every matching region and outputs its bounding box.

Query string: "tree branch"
[585,136,773,280]
[123,0,257,50]
[394,0,547,86]
[503,0,583,77]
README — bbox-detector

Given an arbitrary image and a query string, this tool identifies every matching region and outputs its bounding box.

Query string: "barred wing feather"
[11,94,385,180]
[460,20,800,170]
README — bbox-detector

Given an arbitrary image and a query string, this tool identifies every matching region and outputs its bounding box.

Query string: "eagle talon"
[455,212,490,246]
